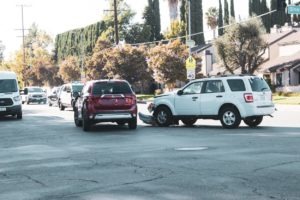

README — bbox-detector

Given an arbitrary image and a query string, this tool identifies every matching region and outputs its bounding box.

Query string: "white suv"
[147,75,275,129]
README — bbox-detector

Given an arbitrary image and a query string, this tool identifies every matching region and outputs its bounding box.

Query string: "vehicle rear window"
[72,85,84,92]
[249,77,270,92]
[28,88,43,93]
[227,79,246,91]
[0,79,18,93]
[92,82,132,95]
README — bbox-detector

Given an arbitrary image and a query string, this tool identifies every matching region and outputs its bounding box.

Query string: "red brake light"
[244,93,254,103]
[125,95,136,105]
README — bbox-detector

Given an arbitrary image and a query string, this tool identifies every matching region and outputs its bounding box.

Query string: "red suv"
[73,80,137,131]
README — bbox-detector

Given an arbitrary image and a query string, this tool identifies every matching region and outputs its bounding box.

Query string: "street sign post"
[186,56,196,80]
[288,5,300,14]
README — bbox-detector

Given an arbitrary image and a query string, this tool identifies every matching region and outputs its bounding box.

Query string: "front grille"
[32,95,43,98]
[0,98,13,106]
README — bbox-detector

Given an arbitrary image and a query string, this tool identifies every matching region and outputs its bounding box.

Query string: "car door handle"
[216,95,223,98]
[192,97,198,101]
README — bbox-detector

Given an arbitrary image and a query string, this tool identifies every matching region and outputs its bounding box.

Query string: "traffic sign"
[288,5,300,14]
[186,56,196,69]
[187,69,195,80]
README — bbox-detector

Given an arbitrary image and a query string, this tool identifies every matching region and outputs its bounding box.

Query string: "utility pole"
[16,4,30,87]
[113,0,119,45]
[104,0,124,45]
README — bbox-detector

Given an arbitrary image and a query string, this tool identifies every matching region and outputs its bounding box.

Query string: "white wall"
[279,44,300,57]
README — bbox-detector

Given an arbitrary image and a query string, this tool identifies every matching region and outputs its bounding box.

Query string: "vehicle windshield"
[28,87,43,93]
[72,85,84,92]
[249,77,271,92]
[0,79,18,93]
[92,82,132,95]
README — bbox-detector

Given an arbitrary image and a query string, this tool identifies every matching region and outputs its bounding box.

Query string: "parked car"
[58,82,84,111]
[21,86,47,104]
[144,75,275,129]
[0,71,22,119]
[73,79,137,131]
[47,86,61,107]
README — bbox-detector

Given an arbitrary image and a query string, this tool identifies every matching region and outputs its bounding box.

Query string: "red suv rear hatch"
[90,81,136,111]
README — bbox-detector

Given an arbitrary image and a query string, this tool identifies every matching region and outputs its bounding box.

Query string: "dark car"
[73,79,137,131]
[47,87,61,107]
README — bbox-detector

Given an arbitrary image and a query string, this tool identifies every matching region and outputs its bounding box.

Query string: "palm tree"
[168,0,179,21]
[205,7,218,39]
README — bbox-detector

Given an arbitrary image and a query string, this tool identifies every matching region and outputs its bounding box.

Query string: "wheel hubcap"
[157,111,167,124]
[223,111,236,126]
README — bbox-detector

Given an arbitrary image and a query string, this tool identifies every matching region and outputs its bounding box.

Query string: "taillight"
[244,93,254,103]
[125,95,136,105]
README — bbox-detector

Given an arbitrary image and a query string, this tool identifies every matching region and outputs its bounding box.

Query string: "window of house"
[276,73,282,86]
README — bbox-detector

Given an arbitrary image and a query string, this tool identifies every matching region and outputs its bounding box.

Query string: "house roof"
[190,43,212,54]
[261,51,300,73]
[263,30,297,45]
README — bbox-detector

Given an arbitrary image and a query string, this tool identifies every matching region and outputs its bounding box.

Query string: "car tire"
[27,101,30,105]
[181,118,197,126]
[59,103,65,111]
[220,106,241,129]
[74,109,82,127]
[17,112,22,119]
[244,116,263,127]
[82,109,91,132]
[154,106,172,127]
[128,117,137,129]
[22,101,25,104]
[49,102,52,107]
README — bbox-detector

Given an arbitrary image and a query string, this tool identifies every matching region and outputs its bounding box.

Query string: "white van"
[0,71,22,119]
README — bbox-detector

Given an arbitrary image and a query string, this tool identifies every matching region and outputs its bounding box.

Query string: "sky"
[0,0,250,60]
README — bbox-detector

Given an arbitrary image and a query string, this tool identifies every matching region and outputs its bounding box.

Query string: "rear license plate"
[0,107,6,111]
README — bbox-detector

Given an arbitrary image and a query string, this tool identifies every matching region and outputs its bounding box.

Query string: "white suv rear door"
[200,80,225,115]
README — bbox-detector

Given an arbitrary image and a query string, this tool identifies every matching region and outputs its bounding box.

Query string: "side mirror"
[177,90,183,96]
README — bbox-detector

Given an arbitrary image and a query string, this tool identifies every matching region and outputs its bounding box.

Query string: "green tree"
[230,0,235,19]
[205,7,218,39]
[143,0,162,41]
[124,24,151,44]
[103,45,152,88]
[59,56,81,82]
[261,0,270,32]
[218,0,224,36]
[224,0,229,25]
[164,20,186,39]
[85,39,111,80]
[270,0,286,27]
[102,0,135,43]
[147,39,189,88]
[190,0,205,45]
[0,40,5,65]
[214,18,267,74]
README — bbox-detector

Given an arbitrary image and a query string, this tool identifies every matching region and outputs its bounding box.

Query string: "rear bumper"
[94,113,133,120]
[242,103,275,118]
[0,105,22,116]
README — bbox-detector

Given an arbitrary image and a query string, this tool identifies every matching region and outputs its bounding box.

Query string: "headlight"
[13,96,21,102]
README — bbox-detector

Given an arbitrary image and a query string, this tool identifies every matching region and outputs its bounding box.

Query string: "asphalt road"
[1,103,300,200]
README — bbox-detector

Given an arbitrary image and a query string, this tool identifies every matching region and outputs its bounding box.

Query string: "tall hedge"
[54,21,106,63]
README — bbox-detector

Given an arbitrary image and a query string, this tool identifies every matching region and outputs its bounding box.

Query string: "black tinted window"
[204,80,225,93]
[227,79,246,91]
[72,85,83,92]
[249,77,270,92]
[0,79,18,93]
[92,82,132,95]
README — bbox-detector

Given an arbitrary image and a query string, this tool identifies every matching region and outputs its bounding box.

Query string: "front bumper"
[0,105,22,116]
